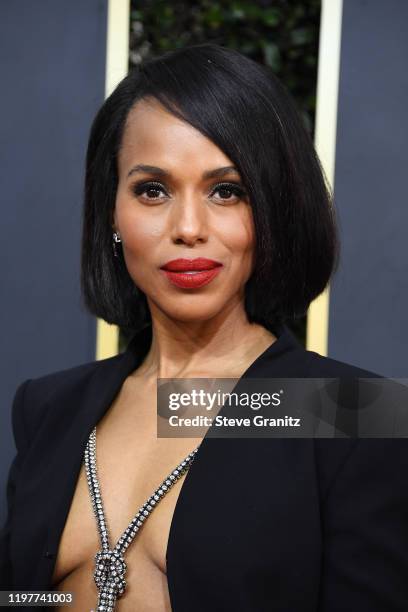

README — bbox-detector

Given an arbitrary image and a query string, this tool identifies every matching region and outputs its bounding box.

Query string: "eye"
[131,180,247,204]
[132,181,168,201]
[210,182,247,203]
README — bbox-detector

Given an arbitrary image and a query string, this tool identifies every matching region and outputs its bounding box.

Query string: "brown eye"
[210,182,247,203]
[132,181,168,200]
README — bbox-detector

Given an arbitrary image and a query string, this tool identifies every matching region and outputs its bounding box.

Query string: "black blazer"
[1,322,408,611]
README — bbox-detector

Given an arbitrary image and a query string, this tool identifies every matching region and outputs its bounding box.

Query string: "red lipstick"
[160,258,223,289]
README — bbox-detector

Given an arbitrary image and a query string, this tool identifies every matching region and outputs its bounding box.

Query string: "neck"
[134,306,277,380]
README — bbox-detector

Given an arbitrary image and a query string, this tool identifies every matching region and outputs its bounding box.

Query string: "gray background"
[329,0,408,376]
[0,1,107,524]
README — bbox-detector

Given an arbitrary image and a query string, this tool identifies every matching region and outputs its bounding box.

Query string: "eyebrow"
[126,164,240,180]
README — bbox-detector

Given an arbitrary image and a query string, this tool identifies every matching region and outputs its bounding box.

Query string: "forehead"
[118,97,232,170]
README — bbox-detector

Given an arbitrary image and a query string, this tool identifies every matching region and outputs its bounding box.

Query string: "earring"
[112,231,122,258]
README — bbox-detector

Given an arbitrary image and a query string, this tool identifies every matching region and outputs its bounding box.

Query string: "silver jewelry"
[112,232,122,258]
[84,426,199,611]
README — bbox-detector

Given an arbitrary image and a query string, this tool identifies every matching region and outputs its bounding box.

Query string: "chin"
[157,301,227,324]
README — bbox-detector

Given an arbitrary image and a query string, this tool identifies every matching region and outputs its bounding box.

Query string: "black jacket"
[1,323,408,611]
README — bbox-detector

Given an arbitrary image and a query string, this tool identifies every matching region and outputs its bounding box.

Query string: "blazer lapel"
[36,326,152,585]
[35,322,303,588]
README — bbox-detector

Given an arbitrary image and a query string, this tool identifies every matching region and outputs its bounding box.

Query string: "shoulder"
[11,353,123,446]
[269,325,383,378]
[301,349,392,499]
[304,353,408,510]
[23,354,119,400]
[304,349,383,378]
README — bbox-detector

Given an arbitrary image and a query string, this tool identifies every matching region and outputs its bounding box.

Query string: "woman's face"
[113,97,256,324]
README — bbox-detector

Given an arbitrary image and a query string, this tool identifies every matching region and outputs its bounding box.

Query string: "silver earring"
[112,231,122,257]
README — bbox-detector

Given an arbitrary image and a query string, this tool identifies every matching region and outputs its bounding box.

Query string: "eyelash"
[131,180,247,203]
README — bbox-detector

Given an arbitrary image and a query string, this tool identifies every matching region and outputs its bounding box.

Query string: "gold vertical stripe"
[307,0,344,355]
[104,0,130,99]
[95,0,130,361]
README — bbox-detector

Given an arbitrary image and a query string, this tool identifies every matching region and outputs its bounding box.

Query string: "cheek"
[125,222,162,256]
[115,197,163,257]
[221,208,255,264]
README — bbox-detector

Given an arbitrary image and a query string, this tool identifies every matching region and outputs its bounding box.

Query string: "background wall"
[0,0,108,525]
[328,0,408,376]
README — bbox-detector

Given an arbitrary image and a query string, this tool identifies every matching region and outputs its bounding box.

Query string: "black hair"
[80,42,339,335]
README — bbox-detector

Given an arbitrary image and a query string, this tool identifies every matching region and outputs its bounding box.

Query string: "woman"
[1,43,407,611]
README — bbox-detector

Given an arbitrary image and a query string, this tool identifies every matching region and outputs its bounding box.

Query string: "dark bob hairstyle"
[81,42,339,335]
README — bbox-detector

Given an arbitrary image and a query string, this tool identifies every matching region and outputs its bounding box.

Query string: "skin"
[113,96,277,380]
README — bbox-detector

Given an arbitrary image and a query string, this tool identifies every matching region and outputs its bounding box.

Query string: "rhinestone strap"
[84,426,199,612]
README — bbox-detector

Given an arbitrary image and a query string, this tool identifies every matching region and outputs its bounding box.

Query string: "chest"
[50,379,201,608]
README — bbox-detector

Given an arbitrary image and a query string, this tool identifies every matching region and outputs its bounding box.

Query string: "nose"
[169,195,209,246]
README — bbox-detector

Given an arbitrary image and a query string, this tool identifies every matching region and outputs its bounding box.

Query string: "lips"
[160,258,223,289]
[160,258,222,272]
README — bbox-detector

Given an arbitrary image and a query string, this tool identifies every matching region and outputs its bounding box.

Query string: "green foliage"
[129,0,321,135]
